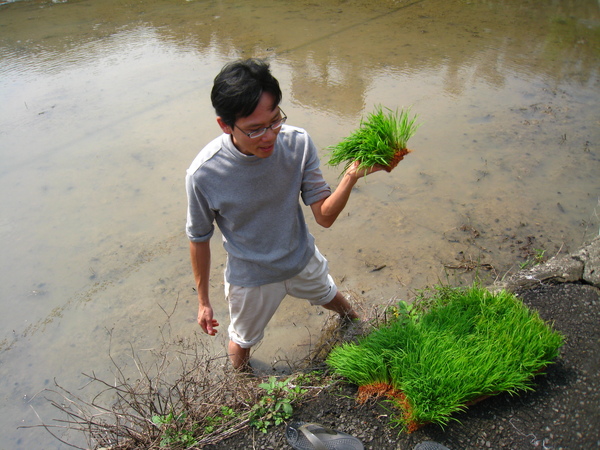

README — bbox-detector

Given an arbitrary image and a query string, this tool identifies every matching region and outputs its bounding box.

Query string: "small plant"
[249,376,306,433]
[294,370,324,386]
[327,105,420,173]
[151,411,198,448]
[203,406,238,434]
[386,300,418,323]
[520,248,547,269]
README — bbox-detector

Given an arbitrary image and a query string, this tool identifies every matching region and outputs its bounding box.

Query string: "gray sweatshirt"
[185,125,332,287]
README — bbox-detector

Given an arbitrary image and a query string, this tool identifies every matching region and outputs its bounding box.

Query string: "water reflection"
[2,0,599,116]
[0,0,598,448]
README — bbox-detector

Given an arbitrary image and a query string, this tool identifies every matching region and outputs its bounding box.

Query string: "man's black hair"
[211,58,282,128]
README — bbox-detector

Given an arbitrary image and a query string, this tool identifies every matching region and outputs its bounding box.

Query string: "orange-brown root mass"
[357,382,424,433]
[357,382,396,403]
[384,148,412,173]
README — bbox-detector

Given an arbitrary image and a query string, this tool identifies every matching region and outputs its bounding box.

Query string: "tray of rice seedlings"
[327,105,420,173]
[326,285,564,433]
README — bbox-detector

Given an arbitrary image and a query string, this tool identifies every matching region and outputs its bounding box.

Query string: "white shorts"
[225,247,337,348]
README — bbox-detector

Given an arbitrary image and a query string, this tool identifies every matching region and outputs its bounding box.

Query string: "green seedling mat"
[327,285,564,432]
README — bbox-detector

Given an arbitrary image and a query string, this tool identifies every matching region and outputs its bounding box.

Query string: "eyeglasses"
[235,110,287,139]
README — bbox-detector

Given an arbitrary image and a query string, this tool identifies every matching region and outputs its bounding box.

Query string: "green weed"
[294,370,324,386]
[151,411,198,448]
[203,406,238,434]
[249,376,306,433]
[520,248,547,269]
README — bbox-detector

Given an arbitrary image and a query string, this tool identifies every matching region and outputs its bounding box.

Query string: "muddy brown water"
[0,0,598,448]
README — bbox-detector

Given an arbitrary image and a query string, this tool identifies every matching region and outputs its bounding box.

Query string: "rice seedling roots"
[384,148,412,172]
[357,382,424,433]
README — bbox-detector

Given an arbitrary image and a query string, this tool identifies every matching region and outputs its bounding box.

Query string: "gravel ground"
[205,282,600,450]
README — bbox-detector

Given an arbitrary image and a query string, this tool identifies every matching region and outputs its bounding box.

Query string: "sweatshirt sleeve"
[185,169,215,242]
[300,132,332,206]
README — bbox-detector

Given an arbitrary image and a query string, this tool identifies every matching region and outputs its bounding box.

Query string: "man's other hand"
[198,304,219,335]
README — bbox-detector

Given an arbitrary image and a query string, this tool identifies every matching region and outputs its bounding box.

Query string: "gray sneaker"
[413,442,450,450]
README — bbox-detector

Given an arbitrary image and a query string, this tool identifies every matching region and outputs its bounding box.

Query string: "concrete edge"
[492,235,600,292]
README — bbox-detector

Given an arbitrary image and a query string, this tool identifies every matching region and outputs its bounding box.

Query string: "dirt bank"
[204,238,600,449]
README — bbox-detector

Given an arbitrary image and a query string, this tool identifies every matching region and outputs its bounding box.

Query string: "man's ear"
[216,117,233,134]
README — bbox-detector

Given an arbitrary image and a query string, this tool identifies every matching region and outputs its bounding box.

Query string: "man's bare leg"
[321,290,359,320]
[228,340,251,370]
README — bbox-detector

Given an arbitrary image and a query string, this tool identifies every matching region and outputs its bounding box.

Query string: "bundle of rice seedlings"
[327,106,420,173]
[326,285,564,432]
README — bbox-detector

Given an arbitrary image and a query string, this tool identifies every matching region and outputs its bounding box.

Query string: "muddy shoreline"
[206,237,600,449]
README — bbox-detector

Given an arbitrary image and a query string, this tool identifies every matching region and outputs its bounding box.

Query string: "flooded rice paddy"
[0,0,599,448]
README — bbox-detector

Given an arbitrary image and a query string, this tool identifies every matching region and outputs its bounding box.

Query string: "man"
[186,58,382,370]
